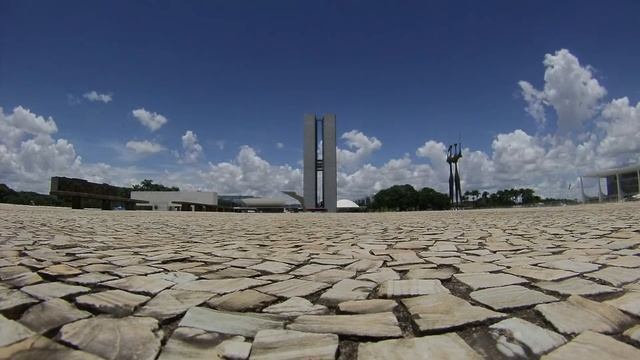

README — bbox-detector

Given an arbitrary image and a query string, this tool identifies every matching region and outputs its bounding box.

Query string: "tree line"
[355,185,558,211]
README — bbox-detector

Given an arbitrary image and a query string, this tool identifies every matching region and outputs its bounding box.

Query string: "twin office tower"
[303,114,337,212]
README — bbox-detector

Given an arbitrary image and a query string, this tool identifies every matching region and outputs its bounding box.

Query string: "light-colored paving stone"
[377,279,449,298]
[535,277,621,296]
[605,291,640,316]
[255,279,330,298]
[357,333,482,360]
[250,329,338,360]
[454,272,528,290]
[338,299,397,314]
[470,285,558,310]
[103,275,174,295]
[541,331,640,360]
[208,289,276,311]
[20,282,89,300]
[262,297,328,317]
[489,318,566,357]
[535,295,634,335]
[136,289,213,320]
[288,312,402,338]
[58,316,162,360]
[179,306,284,337]
[76,289,150,316]
[402,293,506,332]
[585,266,640,286]
[157,327,249,360]
[504,265,578,281]
[19,298,90,334]
[0,314,34,347]
[0,335,104,360]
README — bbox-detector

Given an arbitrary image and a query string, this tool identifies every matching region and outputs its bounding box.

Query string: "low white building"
[131,191,218,211]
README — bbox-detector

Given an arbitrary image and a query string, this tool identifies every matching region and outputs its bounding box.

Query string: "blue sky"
[1,1,640,199]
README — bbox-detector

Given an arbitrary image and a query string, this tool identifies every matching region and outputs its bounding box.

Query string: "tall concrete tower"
[303,113,337,212]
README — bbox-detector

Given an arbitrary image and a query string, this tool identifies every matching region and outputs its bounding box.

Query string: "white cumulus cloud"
[337,130,382,170]
[519,49,607,131]
[83,91,113,103]
[125,140,165,155]
[132,108,168,131]
[180,130,204,163]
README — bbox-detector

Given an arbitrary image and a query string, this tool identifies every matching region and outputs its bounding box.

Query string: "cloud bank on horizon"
[1,49,639,200]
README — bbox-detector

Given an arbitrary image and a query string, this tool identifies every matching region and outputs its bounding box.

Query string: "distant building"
[303,113,337,212]
[218,195,296,213]
[131,191,218,211]
[581,164,640,202]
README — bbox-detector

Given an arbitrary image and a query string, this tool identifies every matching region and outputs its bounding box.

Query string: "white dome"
[337,199,359,208]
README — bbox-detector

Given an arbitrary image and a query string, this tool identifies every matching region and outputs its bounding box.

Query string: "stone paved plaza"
[1,203,640,359]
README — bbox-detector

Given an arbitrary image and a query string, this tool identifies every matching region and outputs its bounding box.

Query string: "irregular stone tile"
[58,316,161,360]
[455,262,505,273]
[256,274,293,281]
[207,289,276,311]
[311,258,357,266]
[147,271,198,284]
[157,327,248,360]
[489,318,566,357]
[255,279,330,298]
[504,265,577,281]
[0,314,34,347]
[179,306,284,337]
[535,295,633,335]
[338,299,397,314]
[302,269,356,284]
[39,264,82,277]
[262,297,328,317]
[103,275,175,295]
[251,329,338,360]
[203,267,261,279]
[356,268,400,284]
[345,259,383,272]
[218,338,251,360]
[425,256,463,265]
[0,266,31,280]
[173,278,268,294]
[623,324,640,342]
[82,263,118,273]
[539,260,600,273]
[454,272,528,290]
[19,298,90,333]
[20,282,89,300]
[585,266,640,286]
[137,289,213,320]
[357,333,482,360]
[154,262,203,272]
[545,271,624,293]
[110,265,162,277]
[604,291,640,316]
[289,264,336,276]
[65,272,117,285]
[604,256,640,268]
[288,312,402,338]
[0,288,38,313]
[541,331,640,360]
[471,285,557,310]
[248,261,293,274]
[405,268,456,280]
[319,279,376,305]
[377,279,449,298]
[76,289,150,316]
[4,271,43,287]
[225,258,263,267]
[402,293,506,332]
[0,335,104,360]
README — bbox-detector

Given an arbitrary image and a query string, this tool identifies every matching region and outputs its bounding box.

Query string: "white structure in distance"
[131,191,217,211]
[337,199,359,208]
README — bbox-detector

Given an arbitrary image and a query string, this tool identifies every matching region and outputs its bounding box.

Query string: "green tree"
[131,179,179,192]
[418,187,451,210]
[371,184,418,211]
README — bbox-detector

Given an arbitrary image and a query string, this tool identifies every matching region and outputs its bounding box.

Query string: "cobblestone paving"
[1,202,640,359]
